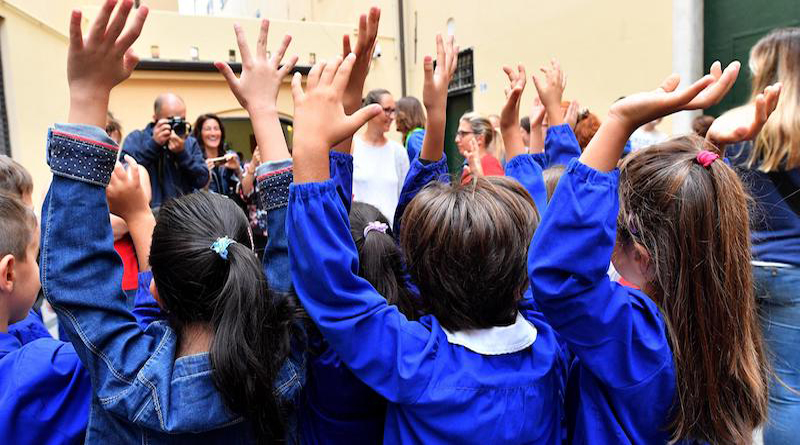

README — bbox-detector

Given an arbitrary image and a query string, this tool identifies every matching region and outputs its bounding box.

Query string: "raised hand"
[333,7,381,154]
[582,61,741,172]
[291,54,383,183]
[68,0,149,127]
[216,20,297,114]
[531,59,567,126]
[420,34,459,161]
[464,138,484,178]
[499,64,528,160]
[707,82,781,146]
[216,20,298,161]
[564,100,580,130]
[107,155,149,221]
[529,95,546,153]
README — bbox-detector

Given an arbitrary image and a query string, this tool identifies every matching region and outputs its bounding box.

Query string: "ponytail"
[149,192,294,443]
[349,202,419,319]
[618,136,768,443]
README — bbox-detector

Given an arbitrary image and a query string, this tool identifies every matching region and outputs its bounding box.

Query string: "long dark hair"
[618,136,768,443]
[349,202,418,319]
[193,113,226,158]
[149,192,293,442]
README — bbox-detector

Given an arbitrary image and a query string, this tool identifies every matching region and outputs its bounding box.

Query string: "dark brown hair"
[350,202,419,319]
[400,177,539,331]
[193,113,227,158]
[691,115,715,138]
[0,155,33,198]
[396,96,426,137]
[0,191,37,261]
[618,135,768,444]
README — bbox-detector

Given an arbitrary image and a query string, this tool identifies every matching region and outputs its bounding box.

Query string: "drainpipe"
[398,0,408,97]
[672,0,704,134]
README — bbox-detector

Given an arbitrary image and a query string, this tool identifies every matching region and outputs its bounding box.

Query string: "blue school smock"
[0,315,91,445]
[405,128,426,163]
[528,159,703,444]
[531,124,582,170]
[288,178,567,444]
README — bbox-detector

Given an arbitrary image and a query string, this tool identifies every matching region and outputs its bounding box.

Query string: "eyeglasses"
[456,130,475,138]
[382,107,396,116]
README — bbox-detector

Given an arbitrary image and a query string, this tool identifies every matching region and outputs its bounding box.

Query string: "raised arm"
[529,61,741,387]
[419,34,458,162]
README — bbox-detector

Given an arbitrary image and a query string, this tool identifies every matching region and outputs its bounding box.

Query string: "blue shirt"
[728,142,800,267]
[288,178,567,444]
[529,159,701,444]
[121,123,209,208]
[405,128,425,163]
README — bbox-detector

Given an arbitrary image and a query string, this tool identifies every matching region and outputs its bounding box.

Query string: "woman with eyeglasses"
[456,112,505,183]
[352,89,410,226]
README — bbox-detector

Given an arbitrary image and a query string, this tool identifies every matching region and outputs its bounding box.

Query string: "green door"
[704,0,800,115]
[444,91,473,177]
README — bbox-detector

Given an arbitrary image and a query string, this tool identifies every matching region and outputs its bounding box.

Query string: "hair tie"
[696,150,720,168]
[363,221,389,238]
[210,236,236,260]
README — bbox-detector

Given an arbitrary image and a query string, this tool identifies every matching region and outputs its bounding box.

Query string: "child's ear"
[149,278,164,309]
[633,244,653,280]
[0,254,15,293]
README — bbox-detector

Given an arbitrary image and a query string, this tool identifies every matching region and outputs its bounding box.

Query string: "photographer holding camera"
[121,93,209,208]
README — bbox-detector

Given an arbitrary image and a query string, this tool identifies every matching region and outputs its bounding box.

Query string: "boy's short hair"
[0,155,33,198]
[400,177,539,331]
[0,191,37,260]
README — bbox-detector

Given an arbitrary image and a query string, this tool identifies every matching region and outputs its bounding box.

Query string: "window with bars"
[448,48,474,94]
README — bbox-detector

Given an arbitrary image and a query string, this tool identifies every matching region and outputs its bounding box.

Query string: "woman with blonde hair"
[709,27,798,444]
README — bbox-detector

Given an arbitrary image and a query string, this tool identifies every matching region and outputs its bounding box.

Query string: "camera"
[168,116,191,137]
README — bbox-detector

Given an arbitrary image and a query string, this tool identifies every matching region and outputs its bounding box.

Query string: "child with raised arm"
[42,2,300,442]
[287,32,567,444]
[529,60,779,443]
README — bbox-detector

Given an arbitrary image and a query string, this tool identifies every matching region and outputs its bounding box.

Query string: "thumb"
[343,104,382,138]
[123,48,140,76]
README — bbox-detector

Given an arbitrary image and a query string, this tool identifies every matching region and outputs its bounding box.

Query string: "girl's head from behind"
[615,135,767,443]
[400,177,539,331]
[395,96,426,136]
[349,202,417,319]
[749,27,800,171]
[149,192,292,442]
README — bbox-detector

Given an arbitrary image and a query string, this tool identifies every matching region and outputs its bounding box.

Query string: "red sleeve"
[113,236,139,291]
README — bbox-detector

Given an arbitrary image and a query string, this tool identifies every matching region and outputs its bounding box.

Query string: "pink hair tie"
[363,221,389,238]
[696,150,720,168]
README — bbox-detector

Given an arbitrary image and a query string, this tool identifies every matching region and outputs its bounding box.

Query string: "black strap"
[768,171,800,216]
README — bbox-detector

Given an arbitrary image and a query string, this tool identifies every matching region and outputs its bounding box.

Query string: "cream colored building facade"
[1,0,696,200]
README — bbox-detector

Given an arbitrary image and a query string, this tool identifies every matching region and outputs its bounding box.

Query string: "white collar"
[442,312,538,355]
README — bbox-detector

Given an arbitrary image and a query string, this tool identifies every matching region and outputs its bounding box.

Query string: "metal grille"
[448,48,474,93]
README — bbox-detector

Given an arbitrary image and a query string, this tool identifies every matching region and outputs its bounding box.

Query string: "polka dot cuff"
[47,129,118,187]
[256,167,293,211]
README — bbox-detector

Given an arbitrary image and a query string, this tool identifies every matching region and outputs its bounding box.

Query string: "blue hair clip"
[210,236,236,260]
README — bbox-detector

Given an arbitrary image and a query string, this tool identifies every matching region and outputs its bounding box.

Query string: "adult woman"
[456,112,504,183]
[396,96,426,163]
[352,89,410,226]
[710,28,800,444]
[193,113,242,202]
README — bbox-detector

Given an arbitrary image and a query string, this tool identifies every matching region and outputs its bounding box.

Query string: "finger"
[272,34,291,66]
[518,64,527,89]
[333,53,356,92]
[115,4,148,51]
[69,10,84,52]
[112,161,126,181]
[503,66,516,84]
[766,83,782,114]
[234,23,253,64]
[355,13,368,52]
[279,55,299,77]
[342,34,352,56]
[445,35,455,69]
[435,34,445,73]
[344,104,383,137]
[448,45,459,78]
[656,73,682,93]
[307,61,326,89]
[687,61,741,109]
[671,74,716,109]
[124,155,141,183]
[122,47,140,75]
[291,72,305,100]
[88,0,116,44]
[423,55,434,85]
[215,61,239,89]
[105,0,133,44]
[366,7,381,47]
[256,19,269,59]
[709,60,722,80]
[321,56,343,86]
